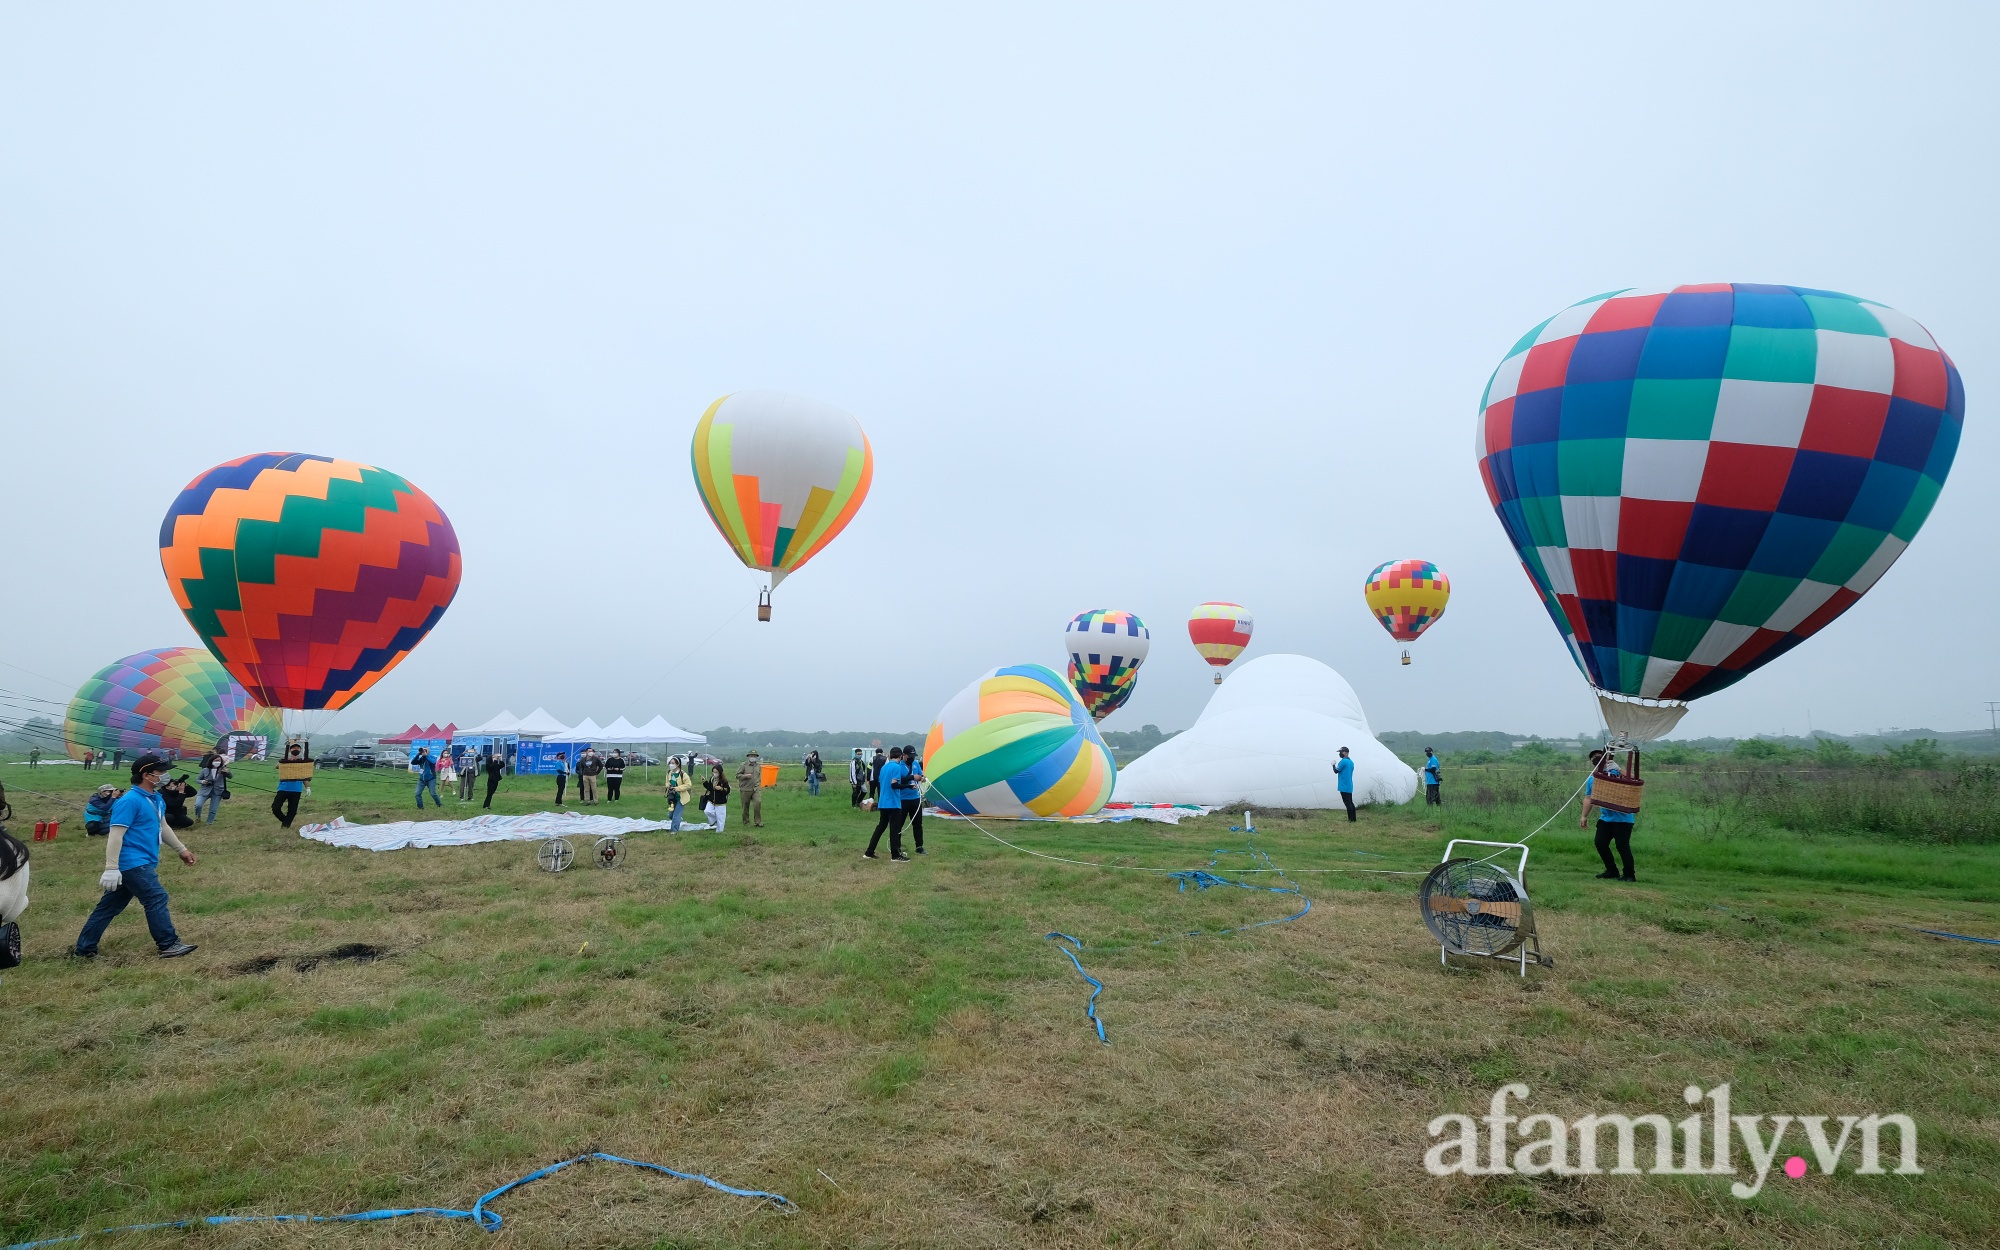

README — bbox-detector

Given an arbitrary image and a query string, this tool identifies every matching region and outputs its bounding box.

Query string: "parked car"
[324,747,378,769]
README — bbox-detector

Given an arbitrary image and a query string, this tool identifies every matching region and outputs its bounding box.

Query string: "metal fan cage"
[536,837,575,873]
[1420,857,1532,956]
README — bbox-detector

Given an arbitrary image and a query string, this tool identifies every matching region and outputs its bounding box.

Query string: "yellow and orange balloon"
[1363,559,1450,662]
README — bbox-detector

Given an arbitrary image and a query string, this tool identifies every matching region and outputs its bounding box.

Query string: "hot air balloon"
[690,391,874,620]
[922,664,1116,818]
[1476,284,1962,742]
[64,647,283,760]
[1188,602,1253,684]
[158,454,462,721]
[1062,609,1150,720]
[1363,559,1451,665]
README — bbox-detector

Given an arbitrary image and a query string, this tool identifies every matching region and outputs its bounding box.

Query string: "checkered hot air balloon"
[1476,284,1962,740]
[922,664,1116,819]
[64,647,283,760]
[1187,602,1253,684]
[1363,560,1450,663]
[158,454,462,713]
[1062,609,1149,721]
[691,391,873,619]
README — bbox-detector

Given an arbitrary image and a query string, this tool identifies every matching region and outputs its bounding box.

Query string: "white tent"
[462,710,521,734]
[552,717,608,742]
[1111,654,1418,808]
[511,708,573,739]
[597,716,643,740]
[633,715,706,744]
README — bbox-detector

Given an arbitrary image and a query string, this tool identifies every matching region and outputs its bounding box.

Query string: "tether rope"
[3,1151,793,1249]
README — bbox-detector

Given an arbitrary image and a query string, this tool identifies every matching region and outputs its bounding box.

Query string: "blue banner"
[515,740,588,776]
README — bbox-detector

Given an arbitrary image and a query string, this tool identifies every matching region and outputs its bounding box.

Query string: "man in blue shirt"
[74,755,198,959]
[864,748,913,861]
[1422,748,1443,806]
[271,742,308,828]
[1579,749,1637,881]
[413,748,441,810]
[1332,747,1356,822]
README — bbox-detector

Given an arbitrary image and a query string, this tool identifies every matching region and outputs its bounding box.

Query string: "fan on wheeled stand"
[1418,839,1552,975]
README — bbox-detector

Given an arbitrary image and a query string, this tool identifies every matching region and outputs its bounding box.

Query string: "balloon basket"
[1400,649,1411,666]
[1212,673,1223,685]
[757,588,772,622]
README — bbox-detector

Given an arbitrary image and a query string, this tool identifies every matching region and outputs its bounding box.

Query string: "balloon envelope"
[691,391,873,589]
[922,664,1116,819]
[1063,609,1149,721]
[1476,284,1961,705]
[1363,559,1451,643]
[64,647,282,760]
[1188,602,1253,674]
[159,453,463,711]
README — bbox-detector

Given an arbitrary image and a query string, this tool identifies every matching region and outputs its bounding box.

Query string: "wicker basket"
[1590,750,1643,814]
[276,762,316,782]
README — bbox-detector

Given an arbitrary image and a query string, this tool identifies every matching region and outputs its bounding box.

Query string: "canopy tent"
[457,711,706,744]
[463,710,520,734]
[510,708,572,739]
[380,722,454,744]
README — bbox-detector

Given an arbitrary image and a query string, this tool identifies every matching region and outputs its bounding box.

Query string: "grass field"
[2,755,1997,1248]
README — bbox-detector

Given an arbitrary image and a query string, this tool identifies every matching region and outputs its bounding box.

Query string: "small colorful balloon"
[1187,602,1253,684]
[1062,609,1150,721]
[1364,559,1451,663]
[922,664,1116,819]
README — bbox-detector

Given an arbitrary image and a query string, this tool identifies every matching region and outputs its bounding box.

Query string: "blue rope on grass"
[1044,932,1108,1045]
[4,1151,794,1249]
[1044,839,1313,1045]
[1916,927,2000,946]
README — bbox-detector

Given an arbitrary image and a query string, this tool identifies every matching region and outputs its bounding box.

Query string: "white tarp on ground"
[297,811,714,852]
[1111,654,1418,808]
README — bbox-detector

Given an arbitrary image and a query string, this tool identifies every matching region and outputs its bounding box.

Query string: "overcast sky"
[2,3,1993,742]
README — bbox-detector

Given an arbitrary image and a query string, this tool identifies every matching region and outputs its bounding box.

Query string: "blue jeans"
[195,782,223,823]
[416,778,441,808]
[807,773,821,796]
[669,797,683,831]
[75,863,180,953]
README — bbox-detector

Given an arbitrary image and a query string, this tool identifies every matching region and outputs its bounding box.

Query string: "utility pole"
[1987,701,2000,744]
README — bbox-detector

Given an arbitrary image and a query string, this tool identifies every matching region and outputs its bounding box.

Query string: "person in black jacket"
[701,765,731,832]
[483,751,505,808]
[604,750,626,801]
[868,749,887,806]
[160,775,196,831]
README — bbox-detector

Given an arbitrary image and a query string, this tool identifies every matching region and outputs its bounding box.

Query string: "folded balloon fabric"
[297,812,710,852]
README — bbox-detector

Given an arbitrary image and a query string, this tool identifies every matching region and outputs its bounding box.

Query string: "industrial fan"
[536,837,575,873]
[1418,839,1551,975]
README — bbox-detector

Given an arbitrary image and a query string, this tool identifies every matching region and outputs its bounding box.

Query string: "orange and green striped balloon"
[691,391,873,592]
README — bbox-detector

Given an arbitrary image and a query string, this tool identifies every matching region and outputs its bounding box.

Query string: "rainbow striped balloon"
[691,391,873,593]
[64,647,283,760]
[1363,559,1451,643]
[1063,608,1150,721]
[922,664,1116,819]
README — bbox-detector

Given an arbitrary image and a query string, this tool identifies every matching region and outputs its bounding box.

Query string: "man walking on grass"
[483,750,505,808]
[1580,748,1638,882]
[74,755,198,959]
[1332,746,1356,822]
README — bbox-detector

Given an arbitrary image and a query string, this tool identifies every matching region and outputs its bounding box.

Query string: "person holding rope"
[900,743,926,855]
[864,747,913,861]
[73,754,198,959]
[1580,748,1637,882]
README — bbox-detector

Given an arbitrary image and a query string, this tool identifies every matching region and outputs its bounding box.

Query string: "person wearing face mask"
[73,755,199,959]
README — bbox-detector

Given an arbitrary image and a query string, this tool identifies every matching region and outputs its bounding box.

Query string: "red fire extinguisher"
[33,819,48,841]
[45,819,59,840]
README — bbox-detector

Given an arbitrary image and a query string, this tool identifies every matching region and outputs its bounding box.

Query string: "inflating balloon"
[922,664,1116,819]
[159,454,462,713]
[691,390,873,619]
[1062,609,1149,721]
[1363,559,1450,664]
[64,647,283,760]
[1187,602,1253,684]
[1476,284,1962,740]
